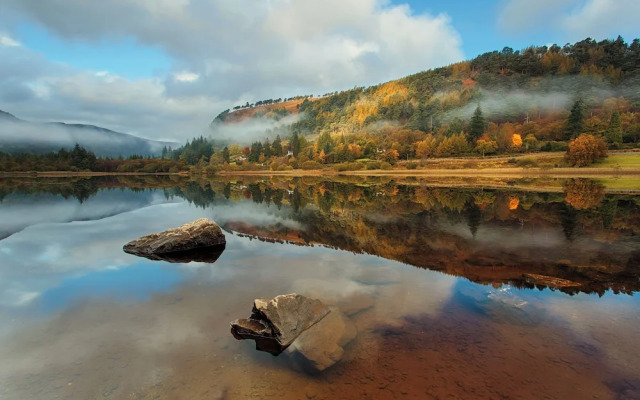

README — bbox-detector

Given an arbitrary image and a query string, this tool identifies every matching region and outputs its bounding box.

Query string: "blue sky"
[0,0,639,141]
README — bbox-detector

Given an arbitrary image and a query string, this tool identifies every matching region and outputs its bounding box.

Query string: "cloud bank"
[0,0,464,142]
[498,0,640,42]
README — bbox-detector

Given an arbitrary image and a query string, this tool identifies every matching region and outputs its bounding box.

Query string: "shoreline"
[218,167,640,178]
[0,171,187,178]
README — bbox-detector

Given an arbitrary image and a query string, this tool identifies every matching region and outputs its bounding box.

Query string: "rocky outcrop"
[230,294,357,371]
[123,218,226,263]
[230,294,330,355]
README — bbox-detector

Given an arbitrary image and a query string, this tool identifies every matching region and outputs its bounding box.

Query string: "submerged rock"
[123,218,226,263]
[230,294,330,355]
[286,307,356,372]
[230,294,356,371]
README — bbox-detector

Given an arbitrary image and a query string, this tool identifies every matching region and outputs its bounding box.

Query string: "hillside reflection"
[2,175,639,296]
[169,176,640,296]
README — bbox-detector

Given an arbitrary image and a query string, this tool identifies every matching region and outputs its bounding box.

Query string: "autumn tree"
[415,135,437,158]
[564,179,605,209]
[511,133,523,151]
[565,134,607,167]
[524,134,538,152]
[475,139,497,157]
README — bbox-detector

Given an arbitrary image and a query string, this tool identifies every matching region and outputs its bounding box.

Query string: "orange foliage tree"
[564,179,605,209]
[565,134,607,167]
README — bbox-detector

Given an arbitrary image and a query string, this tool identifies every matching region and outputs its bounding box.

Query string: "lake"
[0,175,639,399]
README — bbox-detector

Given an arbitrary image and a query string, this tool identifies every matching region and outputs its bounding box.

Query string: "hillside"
[213,98,314,124]
[199,36,640,171]
[0,110,179,157]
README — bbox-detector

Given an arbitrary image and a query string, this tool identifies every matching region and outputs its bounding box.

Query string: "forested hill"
[291,36,640,136]
[214,36,640,149]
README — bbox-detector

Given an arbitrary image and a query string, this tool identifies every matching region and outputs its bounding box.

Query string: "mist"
[208,113,303,144]
[443,74,639,122]
[443,89,573,122]
[0,118,177,157]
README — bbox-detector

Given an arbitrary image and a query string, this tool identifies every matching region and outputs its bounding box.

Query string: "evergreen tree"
[290,132,301,157]
[263,138,272,158]
[222,146,230,163]
[565,98,586,140]
[272,135,283,156]
[606,111,623,144]
[469,105,485,142]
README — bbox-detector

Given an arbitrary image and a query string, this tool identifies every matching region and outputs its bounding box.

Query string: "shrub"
[380,161,393,170]
[516,159,538,168]
[301,161,322,170]
[366,161,382,170]
[333,162,364,171]
[406,162,418,170]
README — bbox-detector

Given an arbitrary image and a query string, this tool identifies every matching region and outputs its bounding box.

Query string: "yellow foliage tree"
[511,133,523,150]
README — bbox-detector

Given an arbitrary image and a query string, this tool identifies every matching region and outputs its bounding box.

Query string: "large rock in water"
[123,218,226,263]
[286,306,356,372]
[231,294,331,355]
[230,294,356,371]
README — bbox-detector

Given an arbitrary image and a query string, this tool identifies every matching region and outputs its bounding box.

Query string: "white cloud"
[0,0,464,142]
[497,0,575,33]
[563,0,640,40]
[0,33,21,47]
[498,0,640,41]
[174,71,199,82]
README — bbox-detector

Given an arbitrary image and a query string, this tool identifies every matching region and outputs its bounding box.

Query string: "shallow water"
[0,176,639,399]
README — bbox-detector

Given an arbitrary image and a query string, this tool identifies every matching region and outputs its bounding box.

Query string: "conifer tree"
[565,98,586,140]
[606,111,622,144]
[469,105,485,142]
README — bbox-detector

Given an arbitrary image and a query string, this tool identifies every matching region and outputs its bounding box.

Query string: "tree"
[469,105,485,142]
[565,98,586,140]
[565,134,607,167]
[290,132,301,157]
[606,111,623,144]
[511,133,523,150]
[222,146,230,163]
[272,135,283,156]
[524,134,538,152]
[475,139,497,157]
[564,179,605,209]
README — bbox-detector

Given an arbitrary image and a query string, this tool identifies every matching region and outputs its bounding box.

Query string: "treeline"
[0,144,187,173]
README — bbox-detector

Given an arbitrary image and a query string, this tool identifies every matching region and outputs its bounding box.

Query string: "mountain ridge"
[0,109,180,157]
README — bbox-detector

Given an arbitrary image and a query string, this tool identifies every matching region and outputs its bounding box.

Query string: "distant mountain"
[0,110,180,157]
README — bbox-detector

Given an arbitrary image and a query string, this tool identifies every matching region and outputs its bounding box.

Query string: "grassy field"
[592,153,640,168]
[595,177,640,190]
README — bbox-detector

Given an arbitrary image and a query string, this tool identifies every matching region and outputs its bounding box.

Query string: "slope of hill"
[0,111,180,157]
[209,36,640,163]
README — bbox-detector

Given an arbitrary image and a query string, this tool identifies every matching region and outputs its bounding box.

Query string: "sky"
[0,0,639,143]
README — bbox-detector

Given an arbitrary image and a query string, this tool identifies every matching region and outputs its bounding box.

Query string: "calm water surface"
[0,176,639,400]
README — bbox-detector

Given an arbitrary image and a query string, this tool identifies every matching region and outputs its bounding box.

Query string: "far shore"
[1,166,640,179]
[218,167,640,178]
[0,171,188,178]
